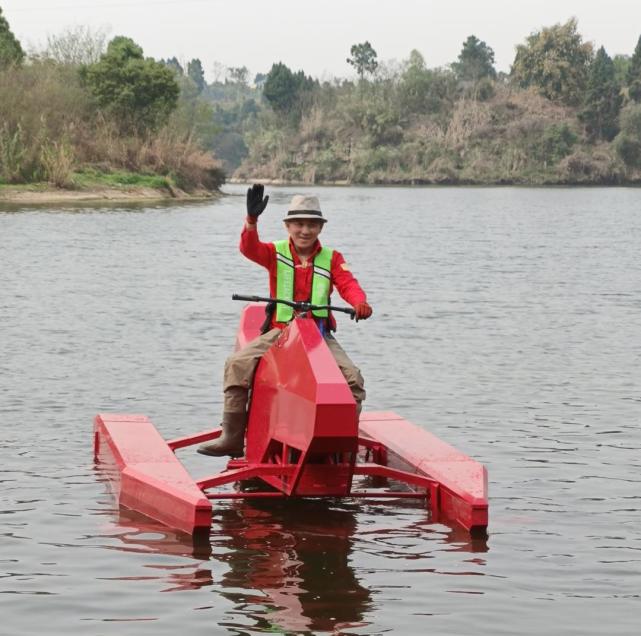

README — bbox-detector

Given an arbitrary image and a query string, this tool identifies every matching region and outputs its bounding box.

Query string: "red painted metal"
[94,304,489,538]
[234,302,264,350]
[196,464,297,490]
[167,429,220,451]
[93,413,212,536]
[244,315,358,497]
[359,413,489,532]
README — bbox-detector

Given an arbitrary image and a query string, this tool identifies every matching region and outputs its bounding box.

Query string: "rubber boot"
[197,412,247,457]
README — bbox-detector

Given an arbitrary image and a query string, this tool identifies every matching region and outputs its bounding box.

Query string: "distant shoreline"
[3,180,639,206]
[226,177,641,187]
[0,184,221,205]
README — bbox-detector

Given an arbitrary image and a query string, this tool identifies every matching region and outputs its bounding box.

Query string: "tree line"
[0,7,223,191]
[3,7,641,187]
[231,19,641,183]
[254,19,641,157]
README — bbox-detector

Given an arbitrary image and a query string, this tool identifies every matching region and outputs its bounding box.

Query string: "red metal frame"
[94,304,488,538]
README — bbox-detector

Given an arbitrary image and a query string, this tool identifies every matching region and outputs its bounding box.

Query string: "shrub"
[538,123,578,162]
[557,149,621,183]
[613,135,641,167]
[0,123,27,182]
[426,156,457,182]
[474,78,495,101]
[41,140,75,187]
[613,104,641,167]
[630,80,641,103]
[619,103,641,137]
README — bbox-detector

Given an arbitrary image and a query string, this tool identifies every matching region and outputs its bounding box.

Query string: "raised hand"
[246,184,269,221]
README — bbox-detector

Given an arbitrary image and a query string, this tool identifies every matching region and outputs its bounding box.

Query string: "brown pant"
[223,328,366,414]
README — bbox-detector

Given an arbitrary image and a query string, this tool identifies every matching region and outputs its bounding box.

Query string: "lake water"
[1,185,640,635]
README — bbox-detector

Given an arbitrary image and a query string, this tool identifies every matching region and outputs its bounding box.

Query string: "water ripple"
[1,187,640,634]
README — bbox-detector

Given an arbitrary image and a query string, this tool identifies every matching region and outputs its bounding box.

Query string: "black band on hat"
[285,209,323,217]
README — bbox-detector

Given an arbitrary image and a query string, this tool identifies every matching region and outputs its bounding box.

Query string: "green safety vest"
[274,240,333,323]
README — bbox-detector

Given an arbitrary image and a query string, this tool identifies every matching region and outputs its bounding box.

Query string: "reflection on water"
[213,500,371,634]
[98,510,214,592]
[98,496,488,634]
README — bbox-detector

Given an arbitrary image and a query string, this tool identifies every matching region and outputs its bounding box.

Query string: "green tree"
[579,47,622,141]
[538,123,577,162]
[613,104,641,167]
[228,66,249,86]
[398,50,457,115]
[626,36,641,83]
[163,56,184,76]
[82,36,180,134]
[398,50,430,113]
[452,35,496,82]
[263,62,316,115]
[263,62,298,112]
[612,55,630,87]
[187,58,205,92]
[347,41,378,80]
[511,18,593,106]
[171,81,218,146]
[0,6,24,68]
[627,35,641,101]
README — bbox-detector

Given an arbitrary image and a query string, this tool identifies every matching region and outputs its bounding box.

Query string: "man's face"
[285,219,323,252]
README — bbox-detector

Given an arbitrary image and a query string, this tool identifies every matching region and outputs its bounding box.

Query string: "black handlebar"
[232,294,355,317]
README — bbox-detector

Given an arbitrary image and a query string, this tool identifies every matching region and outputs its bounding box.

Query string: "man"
[198,184,372,457]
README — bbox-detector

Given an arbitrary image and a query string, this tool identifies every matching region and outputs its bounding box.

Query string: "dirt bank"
[0,184,220,204]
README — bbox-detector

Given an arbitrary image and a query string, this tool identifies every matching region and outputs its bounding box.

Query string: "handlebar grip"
[331,306,356,316]
[232,294,265,302]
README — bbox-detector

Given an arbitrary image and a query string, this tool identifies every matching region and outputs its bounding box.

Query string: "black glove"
[246,184,269,220]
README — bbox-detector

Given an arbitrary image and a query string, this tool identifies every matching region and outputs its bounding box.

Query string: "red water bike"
[94,295,489,539]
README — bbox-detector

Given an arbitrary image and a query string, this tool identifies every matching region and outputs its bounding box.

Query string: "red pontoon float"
[94,297,488,538]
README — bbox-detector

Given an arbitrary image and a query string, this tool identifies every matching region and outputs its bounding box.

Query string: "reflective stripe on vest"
[274,240,333,322]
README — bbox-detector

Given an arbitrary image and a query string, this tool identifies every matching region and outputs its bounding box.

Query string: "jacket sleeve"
[239,223,274,269]
[330,250,367,306]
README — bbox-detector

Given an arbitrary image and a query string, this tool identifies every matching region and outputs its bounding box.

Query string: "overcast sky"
[3,0,641,81]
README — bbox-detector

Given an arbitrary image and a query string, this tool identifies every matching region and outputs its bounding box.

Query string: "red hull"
[94,414,211,536]
[359,412,488,533]
[94,409,488,536]
[94,304,488,537]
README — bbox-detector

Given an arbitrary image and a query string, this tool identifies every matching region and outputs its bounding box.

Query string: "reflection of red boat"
[94,301,488,538]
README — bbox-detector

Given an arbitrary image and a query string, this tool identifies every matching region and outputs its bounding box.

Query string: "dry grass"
[235,76,635,185]
[40,140,75,187]
[0,62,223,190]
[445,100,491,147]
[557,147,622,183]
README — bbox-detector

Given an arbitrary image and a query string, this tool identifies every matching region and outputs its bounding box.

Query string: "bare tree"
[210,60,228,83]
[44,25,109,66]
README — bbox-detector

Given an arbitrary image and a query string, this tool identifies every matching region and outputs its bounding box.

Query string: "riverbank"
[0,184,219,204]
[0,168,223,204]
[231,84,641,188]
[226,175,641,187]
[230,158,641,187]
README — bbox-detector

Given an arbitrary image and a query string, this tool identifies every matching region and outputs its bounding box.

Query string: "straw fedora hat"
[282,194,327,223]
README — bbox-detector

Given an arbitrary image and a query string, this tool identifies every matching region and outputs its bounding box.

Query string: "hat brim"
[283,212,327,223]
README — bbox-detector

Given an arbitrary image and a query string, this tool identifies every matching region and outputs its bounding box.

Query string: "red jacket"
[240,224,367,330]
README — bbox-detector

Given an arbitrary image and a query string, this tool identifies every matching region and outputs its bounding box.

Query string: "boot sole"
[197,447,243,458]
